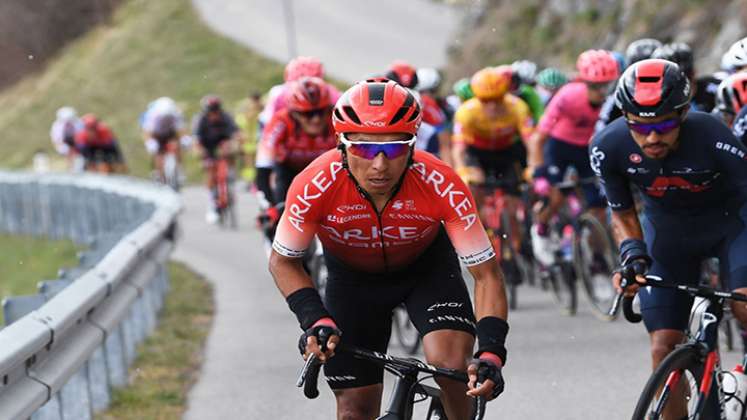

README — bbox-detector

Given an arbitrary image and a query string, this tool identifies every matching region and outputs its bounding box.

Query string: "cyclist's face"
[293,108,329,135]
[626,110,684,160]
[585,81,612,106]
[345,132,412,197]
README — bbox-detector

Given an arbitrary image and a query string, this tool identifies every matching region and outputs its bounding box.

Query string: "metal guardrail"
[0,172,181,420]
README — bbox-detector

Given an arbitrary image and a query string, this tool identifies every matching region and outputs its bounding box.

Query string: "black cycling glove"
[471,357,505,399]
[298,322,342,356]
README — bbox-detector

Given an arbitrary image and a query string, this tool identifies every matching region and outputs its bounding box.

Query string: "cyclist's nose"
[370,152,388,171]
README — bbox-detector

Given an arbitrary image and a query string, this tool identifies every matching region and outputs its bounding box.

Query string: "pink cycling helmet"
[284,56,324,82]
[577,50,620,83]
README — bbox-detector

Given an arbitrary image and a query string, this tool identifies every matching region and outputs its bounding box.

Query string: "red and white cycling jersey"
[263,109,337,171]
[272,149,495,272]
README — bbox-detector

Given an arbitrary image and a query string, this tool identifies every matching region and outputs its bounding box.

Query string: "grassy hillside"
[445,0,745,84]
[0,234,80,325]
[0,0,284,176]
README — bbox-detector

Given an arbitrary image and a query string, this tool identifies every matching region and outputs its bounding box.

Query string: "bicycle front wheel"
[632,345,710,420]
[574,213,618,321]
[549,262,576,316]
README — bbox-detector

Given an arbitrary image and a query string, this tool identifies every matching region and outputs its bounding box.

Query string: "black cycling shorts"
[321,228,476,390]
[638,203,747,332]
[79,143,124,164]
[465,143,523,196]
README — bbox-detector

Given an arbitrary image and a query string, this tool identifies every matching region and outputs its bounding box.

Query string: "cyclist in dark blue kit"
[590,59,747,401]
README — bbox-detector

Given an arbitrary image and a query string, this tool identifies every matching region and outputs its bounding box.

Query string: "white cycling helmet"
[724,37,747,70]
[56,106,77,121]
[511,60,538,85]
[151,96,178,114]
[415,67,442,92]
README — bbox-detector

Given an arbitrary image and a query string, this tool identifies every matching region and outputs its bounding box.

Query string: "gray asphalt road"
[172,186,744,419]
[190,0,462,82]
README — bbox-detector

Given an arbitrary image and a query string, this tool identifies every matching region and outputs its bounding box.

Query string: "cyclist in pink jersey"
[269,79,509,419]
[527,50,619,265]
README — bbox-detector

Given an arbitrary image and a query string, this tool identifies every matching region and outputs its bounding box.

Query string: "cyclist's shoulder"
[409,150,461,185]
[289,149,346,188]
[504,93,529,114]
[455,98,482,120]
[590,117,630,153]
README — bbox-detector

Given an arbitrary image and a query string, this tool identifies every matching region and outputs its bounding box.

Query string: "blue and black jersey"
[590,111,747,332]
[734,106,747,146]
[590,111,747,216]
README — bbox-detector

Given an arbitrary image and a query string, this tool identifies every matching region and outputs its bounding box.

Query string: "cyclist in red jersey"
[269,79,509,419]
[264,77,338,205]
[75,114,127,173]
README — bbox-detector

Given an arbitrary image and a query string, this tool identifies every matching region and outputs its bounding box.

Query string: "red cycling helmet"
[615,59,691,118]
[284,56,324,82]
[577,50,620,83]
[716,72,747,115]
[287,77,332,112]
[82,113,98,129]
[333,79,421,135]
[385,61,418,89]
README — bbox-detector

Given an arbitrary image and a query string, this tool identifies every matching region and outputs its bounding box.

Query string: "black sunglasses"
[296,108,329,119]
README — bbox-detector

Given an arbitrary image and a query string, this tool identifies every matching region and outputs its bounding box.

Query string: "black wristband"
[619,239,651,266]
[285,287,330,330]
[474,316,509,365]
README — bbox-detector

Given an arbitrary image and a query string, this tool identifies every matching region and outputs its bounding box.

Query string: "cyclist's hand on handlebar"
[298,318,341,363]
[467,353,504,401]
[613,258,650,297]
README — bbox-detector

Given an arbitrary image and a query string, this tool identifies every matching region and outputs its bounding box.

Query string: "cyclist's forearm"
[452,142,467,168]
[469,258,508,320]
[610,208,643,246]
[268,250,316,297]
[528,131,548,167]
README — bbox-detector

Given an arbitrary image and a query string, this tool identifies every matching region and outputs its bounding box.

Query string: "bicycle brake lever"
[608,291,624,317]
[296,353,317,388]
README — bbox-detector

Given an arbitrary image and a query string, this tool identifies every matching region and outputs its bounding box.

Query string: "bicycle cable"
[409,374,435,405]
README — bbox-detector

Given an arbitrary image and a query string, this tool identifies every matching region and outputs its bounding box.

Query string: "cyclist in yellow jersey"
[452,66,535,253]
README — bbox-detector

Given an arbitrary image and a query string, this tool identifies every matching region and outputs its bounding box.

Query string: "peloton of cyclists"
[528,49,619,267]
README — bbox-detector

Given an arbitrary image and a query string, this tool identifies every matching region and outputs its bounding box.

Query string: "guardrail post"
[87,345,110,413]
[31,395,62,420]
[58,367,92,420]
[104,326,128,388]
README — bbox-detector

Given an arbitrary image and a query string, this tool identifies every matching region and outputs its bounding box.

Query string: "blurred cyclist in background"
[255,56,341,209]
[535,67,569,106]
[75,113,127,174]
[50,106,84,172]
[715,72,747,145]
[528,50,619,266]
[193,95,241,223]
[511,60,545,123]
[415,66,454,165]
[141,97,189,181]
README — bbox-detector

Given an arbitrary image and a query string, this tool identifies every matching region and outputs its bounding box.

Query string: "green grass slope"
[0,234,80,325]
[0,0,284,176]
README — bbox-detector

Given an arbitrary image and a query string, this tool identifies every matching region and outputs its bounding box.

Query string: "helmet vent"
[389,107,408,125]
[639,76,661,83]
[343,106,361,124]
[406,105,421,122]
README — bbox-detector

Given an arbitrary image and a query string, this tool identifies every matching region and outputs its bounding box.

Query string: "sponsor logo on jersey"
[391,199,416,211]
[336,204,366,213]
[715,141,746,159]
[386,213,436,222]
[629,153,642,164]
[645,176,714,197]
[409,163,478,230]
[288,161,345,232]
[326,213,372,224]
[589,146,606,176]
